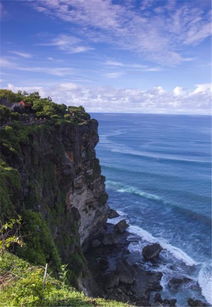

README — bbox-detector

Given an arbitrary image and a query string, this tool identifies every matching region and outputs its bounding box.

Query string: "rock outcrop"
[85,221,163,305]
[142,243,163,261]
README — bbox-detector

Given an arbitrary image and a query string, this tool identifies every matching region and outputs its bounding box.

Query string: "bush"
[0,216,23,258]
[16,210,61,271]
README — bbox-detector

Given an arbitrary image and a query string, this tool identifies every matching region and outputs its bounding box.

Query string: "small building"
[11,101,32,113]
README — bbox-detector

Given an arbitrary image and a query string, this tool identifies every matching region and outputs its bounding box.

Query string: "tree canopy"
[0,89,90,123]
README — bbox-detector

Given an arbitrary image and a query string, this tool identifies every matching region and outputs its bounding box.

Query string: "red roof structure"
[18,101,31,107]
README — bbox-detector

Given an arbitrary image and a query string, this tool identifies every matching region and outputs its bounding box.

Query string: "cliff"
[0,91,108,291]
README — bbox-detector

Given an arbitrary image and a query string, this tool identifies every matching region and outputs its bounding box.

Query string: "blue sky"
[0,0,211,113]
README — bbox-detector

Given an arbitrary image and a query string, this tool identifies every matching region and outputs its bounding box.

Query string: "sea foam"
[198,262,212,304]
[128,224,197,266]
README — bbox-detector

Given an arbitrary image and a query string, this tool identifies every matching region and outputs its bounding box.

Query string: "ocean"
[93,113,212,305]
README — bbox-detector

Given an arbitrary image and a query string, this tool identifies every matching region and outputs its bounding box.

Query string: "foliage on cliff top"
[0,89,90,124]
[0,252,130,307]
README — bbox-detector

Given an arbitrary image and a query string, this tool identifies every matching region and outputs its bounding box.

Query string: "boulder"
[108,208,119,219]
[142,243,163,261]
[114,220,129,233]
[117,260,135,284]
[154,293,177,306]
[168,277,192,290]
[188,298,207,306]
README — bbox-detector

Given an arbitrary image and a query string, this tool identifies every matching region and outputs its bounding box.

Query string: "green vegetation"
[0,89,20,106]
[0,252,130,307]
[0,161,21,220]
[16,210,61,270]
[0,89,90,123]
[0,89,125,306]
[0,217,23,259]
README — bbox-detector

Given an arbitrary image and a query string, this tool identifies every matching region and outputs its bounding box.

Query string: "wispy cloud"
[10,51,32,58]
[6,82,212,115]
[30,0,211,65]
[104,72,124,79]
[105,60,125,67]
[19,66,73,76]
[105,60,161,72]
[0,58,13,68]
[0,57,73,76]
[39,34,93,54]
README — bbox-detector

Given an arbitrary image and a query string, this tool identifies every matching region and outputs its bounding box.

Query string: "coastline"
[85,208,210,306]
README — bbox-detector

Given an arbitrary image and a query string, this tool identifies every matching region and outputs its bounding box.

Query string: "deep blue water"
[92,113,212,303]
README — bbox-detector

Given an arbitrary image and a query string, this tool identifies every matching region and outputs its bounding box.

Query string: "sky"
[0,0,211,114]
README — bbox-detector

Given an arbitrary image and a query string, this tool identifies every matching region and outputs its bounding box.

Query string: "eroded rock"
[154,293,177,306]
[116,260,135,284]
[114,219,129,233]
[168,276,192,290]
[187,298,208,306]
[108,208,119,219]
[142,243,163,261]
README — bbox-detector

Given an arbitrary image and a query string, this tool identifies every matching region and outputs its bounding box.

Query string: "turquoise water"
[93,113,211,303]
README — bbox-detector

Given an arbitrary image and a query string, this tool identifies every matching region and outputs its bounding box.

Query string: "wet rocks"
[187,298,208,306]
[85,221,165,306]
[142,243,163,261]
[116,259,135,285]
[134,269,163,297]
[154,293,177,306]
[114,219,129,233]
[168,276,192,290]
[108,208,119,218]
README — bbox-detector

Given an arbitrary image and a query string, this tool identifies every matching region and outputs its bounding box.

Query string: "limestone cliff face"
[64,120,108,245]
[0,117,108,285]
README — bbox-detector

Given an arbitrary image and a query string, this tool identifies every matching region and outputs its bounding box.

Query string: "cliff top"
[0,89,90,126]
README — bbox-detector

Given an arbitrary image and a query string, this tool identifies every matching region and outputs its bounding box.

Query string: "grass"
[0,252,131,307]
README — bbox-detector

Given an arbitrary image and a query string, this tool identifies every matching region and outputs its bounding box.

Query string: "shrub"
[0,216,23,259]
[16,210,61,271]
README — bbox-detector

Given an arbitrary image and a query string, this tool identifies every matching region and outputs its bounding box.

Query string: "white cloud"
[40,34,93,53]
[7,83,43,93]
[105,60,125,67]
[104,60,161,72]
[144,67,162,72]
[59,82,79,90]
[10,51,32,58]
[191,83,212,94]
[31,0,212,65]
[173,86,185,96]
[7,82,212,114]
